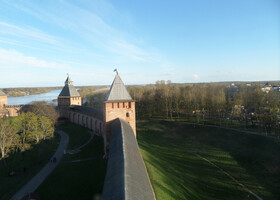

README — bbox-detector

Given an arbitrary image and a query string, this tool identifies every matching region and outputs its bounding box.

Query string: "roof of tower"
[58,76,80,97]
[105,74,133,102]
[0,90,6,96]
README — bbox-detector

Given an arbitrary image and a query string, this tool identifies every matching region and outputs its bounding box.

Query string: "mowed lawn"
[137,119,280,200]
[35,123,107,200]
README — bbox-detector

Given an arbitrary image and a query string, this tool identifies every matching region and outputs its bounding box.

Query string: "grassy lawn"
[0,133,60,200]
[137,119,280,200]
[35,123,106,200]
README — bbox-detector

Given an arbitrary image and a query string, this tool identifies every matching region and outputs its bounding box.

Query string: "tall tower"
[0,90,8,108]
[104,73,136,135]
[58,76,81,117]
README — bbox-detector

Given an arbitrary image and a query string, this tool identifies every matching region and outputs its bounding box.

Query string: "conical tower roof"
[105,73,132,102]
[58,76,80,97]
[0,90,6,96]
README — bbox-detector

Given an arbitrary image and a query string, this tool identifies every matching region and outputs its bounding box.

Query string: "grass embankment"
[35,123,106,200]
[0,133,60,200]
[137,119,280,200]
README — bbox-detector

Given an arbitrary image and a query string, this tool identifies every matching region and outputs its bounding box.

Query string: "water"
[7,89,61,106]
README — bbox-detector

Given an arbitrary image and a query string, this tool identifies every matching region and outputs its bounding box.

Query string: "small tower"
[58,76,81,117]
[104,73,136,135]
[0,90,8,108]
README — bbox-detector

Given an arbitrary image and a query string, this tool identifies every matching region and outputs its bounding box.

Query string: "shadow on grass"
[35,123,107,200]
[0,133,60,200]
[137,119,280,200]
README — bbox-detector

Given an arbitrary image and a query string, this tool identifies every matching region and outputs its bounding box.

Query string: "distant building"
[272,86,280,92]
[0,90,22,118]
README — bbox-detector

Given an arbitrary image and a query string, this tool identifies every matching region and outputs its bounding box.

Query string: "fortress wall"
[102,118,155,200]
[0,105,22,117]
[6,106,21,117]
[60,107,104,134]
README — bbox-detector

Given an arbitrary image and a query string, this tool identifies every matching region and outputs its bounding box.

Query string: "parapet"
[4,105,23,108]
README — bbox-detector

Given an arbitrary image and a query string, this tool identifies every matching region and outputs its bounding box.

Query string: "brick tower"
[104,73,136,136]
[58,76,81,117]
[0,90,8,108]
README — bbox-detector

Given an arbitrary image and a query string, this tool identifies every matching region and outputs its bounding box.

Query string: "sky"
[0,0,279,87]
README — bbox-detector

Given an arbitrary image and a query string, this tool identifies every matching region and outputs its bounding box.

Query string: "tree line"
[1,87,62,97]
[127,81,280,135]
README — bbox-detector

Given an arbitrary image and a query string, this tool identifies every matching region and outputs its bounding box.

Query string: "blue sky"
[0,0,279,87]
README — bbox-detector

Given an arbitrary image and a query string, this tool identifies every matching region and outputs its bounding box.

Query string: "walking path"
[10,130,69,200]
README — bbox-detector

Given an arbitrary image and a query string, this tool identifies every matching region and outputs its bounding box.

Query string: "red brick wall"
[70,97,82,106]
[104,101,136,136]
[6,107,20,117]
[0,96,8,107]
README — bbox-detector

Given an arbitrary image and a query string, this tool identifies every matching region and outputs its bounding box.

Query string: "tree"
[39,116,54,140]
[21,101,58,123]
[13,112,36,149]
[27,114,43,144]
[0,119,19,158]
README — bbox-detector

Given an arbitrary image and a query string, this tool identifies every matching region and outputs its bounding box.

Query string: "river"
[7,89,61,105]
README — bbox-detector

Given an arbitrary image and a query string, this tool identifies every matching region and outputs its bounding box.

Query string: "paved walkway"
[10,130,69,200]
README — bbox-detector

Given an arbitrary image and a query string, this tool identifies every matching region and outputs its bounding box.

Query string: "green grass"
[35,123,106,200]
[0,133,60,200]
[137,119,280,200]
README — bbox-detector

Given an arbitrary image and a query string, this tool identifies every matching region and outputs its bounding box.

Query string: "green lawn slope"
[137,119,280,200]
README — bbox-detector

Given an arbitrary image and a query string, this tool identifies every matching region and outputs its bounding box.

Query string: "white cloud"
[0,22,60,45]
[0,48,70,69]
[1,1,154,63]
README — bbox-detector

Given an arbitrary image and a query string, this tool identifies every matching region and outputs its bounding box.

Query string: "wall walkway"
[102,118,155,200]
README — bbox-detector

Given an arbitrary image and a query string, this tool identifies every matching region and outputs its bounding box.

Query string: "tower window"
[129,102,131,108]
[123,102,125,108]
[118,102,119,108]
[126,112,130,117]
[112,103,114,108]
